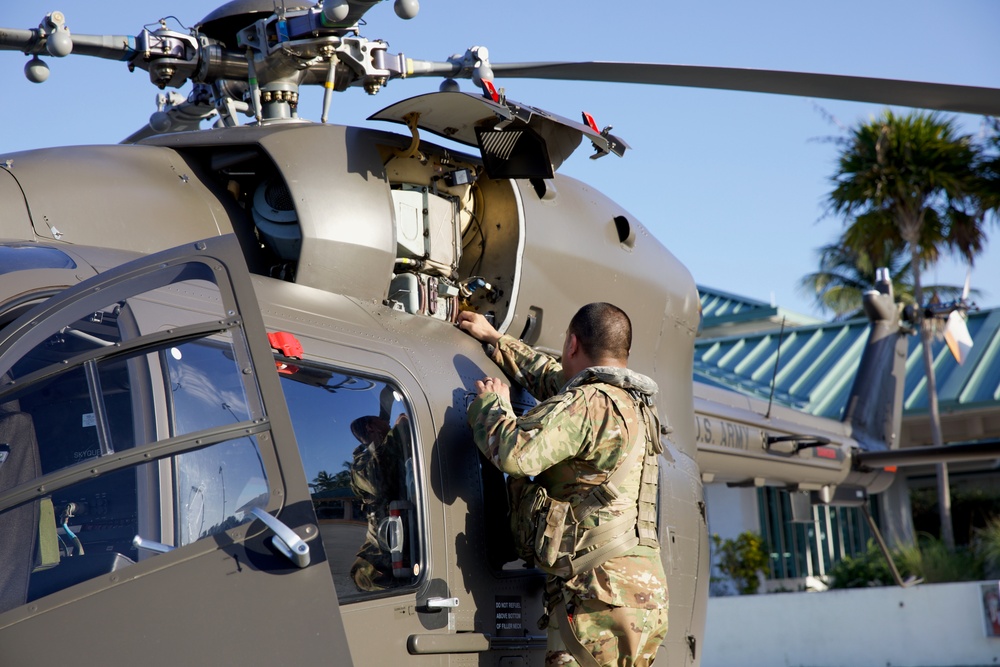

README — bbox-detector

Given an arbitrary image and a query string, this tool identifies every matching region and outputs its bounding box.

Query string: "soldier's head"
[563,303,632,375]
[351,415,390,445]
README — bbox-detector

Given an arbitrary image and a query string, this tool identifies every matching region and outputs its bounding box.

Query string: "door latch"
[251,507,311,568]
[425,597,459,609]
[132,535,175,554]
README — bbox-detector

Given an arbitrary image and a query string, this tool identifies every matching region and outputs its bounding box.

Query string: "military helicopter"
[1,2,999,666]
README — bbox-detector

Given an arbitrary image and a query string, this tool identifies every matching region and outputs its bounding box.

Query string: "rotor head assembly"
[1,0,997,138]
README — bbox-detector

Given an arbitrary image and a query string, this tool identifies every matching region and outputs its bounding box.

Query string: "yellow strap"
[35,497,60,571]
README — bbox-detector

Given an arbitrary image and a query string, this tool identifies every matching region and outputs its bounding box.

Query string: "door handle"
[425,597,459,609]
[407,633,490,654]
[133,535,175,554]
[250,507,310,568]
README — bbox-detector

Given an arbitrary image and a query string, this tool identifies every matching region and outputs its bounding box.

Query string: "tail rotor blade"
[944,310,973,365]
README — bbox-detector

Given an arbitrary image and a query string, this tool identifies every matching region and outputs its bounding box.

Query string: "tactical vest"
[508,385,662,578]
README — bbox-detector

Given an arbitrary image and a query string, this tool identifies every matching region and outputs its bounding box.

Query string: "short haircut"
[568,302,632,361]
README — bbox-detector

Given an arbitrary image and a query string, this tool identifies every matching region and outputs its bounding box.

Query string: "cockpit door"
[0,236,353,666]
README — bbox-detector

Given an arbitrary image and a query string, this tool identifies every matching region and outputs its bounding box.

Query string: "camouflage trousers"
[545,597,669,667]
[349,534,395,592]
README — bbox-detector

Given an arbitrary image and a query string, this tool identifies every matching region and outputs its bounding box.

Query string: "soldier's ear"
[566,333,580,358]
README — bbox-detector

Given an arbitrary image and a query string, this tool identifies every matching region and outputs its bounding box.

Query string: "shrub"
[828,535,985,588]
[711,532,769,594]
[827,539,906,588]
[897,536,983,583]
[972,516,1000,579]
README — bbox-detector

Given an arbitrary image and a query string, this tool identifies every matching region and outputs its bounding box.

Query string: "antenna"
[764,317,787,419]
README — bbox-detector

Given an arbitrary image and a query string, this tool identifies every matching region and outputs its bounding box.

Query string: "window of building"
[277,364,422,601]
[757,487,882,581]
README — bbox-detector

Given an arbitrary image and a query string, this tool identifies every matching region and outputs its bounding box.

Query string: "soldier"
[458,303,668,667]
[348,414,409,592]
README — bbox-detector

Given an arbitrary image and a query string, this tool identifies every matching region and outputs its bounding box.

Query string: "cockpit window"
[0,244,76,275]
[164,339,253,434]
[0,255,274,615]
[277,363,423,602]
[163,339,268,544]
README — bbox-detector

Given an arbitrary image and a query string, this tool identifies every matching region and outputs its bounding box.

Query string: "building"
[695,286,1000,591]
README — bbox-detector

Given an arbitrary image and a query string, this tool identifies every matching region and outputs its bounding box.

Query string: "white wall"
[702,581,1000,667]
[704,484,761,595]
[704,484,759,539]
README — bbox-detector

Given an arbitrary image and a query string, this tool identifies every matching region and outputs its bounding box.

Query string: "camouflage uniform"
[349,417,407,592]
[468,334,669,667]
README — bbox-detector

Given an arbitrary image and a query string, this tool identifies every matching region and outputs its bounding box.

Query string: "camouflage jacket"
[467,334,668,610]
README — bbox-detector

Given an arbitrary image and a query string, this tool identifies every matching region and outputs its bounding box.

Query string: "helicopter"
[3,0,999,302]
[1,2,1000,666]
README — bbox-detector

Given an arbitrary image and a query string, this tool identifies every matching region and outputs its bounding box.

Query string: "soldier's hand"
[457,311,501,345]
[475,376,510,402]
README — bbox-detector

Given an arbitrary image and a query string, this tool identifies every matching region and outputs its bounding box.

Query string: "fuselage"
[0,121,706,665]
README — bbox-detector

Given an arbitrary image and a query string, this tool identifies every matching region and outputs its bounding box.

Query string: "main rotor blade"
[488,62,1000,117]
[0,28,134,61]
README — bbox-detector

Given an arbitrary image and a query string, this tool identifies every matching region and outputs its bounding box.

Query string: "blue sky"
[3,0,999,318]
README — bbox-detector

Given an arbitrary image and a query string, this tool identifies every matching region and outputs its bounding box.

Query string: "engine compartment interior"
[177,133,524,329]
[381,146,522,327]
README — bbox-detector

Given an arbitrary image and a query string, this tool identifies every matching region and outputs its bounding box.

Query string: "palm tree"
[799,235,910,319]
[981,117,1000,213]
[827,110,996,549]
[800,232,977,320]
[309,470,340,493]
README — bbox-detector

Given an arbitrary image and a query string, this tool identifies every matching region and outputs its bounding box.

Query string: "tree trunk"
[911,243,955,549]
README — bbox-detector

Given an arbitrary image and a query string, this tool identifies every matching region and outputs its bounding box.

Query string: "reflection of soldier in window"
[349,414,410,591]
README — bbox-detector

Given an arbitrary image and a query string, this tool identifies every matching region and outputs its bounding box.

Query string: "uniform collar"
[561,365,659,400]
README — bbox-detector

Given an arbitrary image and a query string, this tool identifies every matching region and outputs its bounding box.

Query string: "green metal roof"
[699,286,779,327]
[694,308,1000,420]
[698,285,823,337]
